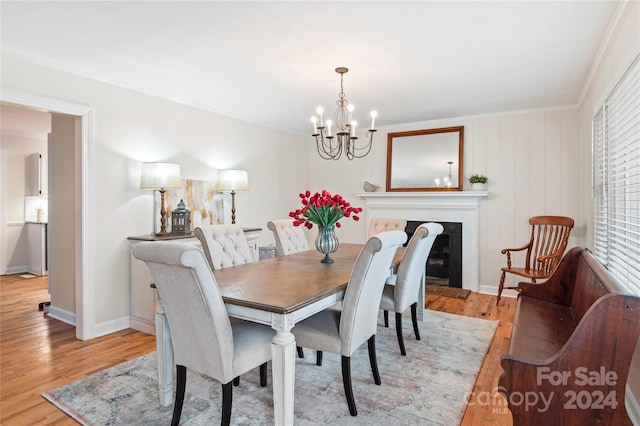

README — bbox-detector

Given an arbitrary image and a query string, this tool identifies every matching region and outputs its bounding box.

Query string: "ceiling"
[0,1,619,136]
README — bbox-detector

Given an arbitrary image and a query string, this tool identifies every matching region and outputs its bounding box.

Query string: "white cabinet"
[28,153,48,196]
[128,228,261,335]
[27,222,47,276]
[243,227,261,261]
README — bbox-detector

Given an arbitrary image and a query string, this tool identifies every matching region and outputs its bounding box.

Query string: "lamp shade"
[140,162,182,189]
[218,169,249,192]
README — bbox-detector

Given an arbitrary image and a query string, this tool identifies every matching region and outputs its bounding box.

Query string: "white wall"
[576,1,640,418]
[309,107,581,295]
[1,53,308,334]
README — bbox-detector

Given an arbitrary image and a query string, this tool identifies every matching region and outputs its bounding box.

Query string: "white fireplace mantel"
[355,191,489,293]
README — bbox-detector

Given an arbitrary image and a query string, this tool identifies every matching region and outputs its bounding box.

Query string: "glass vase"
[315,225,339,263]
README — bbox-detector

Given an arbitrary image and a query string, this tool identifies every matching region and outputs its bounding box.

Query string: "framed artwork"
[165,180,224,231]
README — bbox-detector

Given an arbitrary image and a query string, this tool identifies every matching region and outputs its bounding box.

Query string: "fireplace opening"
[405,221,462,288]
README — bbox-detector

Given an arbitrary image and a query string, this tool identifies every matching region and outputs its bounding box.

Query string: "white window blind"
[593,106,608,261]
[593,55,640,295]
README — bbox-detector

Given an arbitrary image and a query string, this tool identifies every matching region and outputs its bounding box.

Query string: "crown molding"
[578,1,638,106]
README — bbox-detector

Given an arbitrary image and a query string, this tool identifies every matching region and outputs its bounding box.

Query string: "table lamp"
[218,169,249,224]
[140,162,182,235]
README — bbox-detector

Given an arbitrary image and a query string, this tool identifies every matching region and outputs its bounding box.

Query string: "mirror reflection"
[386,126,464,191]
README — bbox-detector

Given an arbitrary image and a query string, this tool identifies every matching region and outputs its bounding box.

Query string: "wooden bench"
[499,246,640,425]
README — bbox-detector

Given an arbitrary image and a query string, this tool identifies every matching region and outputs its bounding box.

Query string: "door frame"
[1,89,95,340]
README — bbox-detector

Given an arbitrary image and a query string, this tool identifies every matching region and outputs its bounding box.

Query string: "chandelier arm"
[315,132,342,160]
[329,134,344,159]
[316,140,332,160]
[347,131,376,159]
[316,141,339,160]
[345,139,354,160]
[316,138,336,160]
[315,133,334,160]
[321,133,342,158]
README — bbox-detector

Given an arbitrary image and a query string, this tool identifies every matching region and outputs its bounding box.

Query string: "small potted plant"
[469,174,488,191]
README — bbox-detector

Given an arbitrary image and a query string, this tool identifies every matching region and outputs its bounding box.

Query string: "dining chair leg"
[411,302,421,340]
[341,356,358,416]
[316,350,323,366]
[171,365,187,426]
[221,381,233,426]
[260,362,267,387]
[497,270,506,305]
[367,335,382,385]
[395,312,407,356]
[297,346,305,358]
[383,310,389,327]
[233,377,240,386]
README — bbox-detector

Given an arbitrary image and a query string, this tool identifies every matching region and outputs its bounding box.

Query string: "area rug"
[43,310,498,425]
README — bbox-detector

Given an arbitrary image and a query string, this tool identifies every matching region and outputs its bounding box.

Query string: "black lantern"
[171,199,191,235]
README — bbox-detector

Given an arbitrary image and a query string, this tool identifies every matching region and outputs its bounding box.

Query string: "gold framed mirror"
[386,126,464,192]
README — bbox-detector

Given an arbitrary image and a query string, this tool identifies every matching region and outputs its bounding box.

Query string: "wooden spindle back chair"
[497,215,574,305]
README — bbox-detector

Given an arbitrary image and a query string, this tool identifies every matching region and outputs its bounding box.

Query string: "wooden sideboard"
[127,227,261,335]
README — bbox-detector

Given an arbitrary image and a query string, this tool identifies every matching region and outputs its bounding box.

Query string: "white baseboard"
[27,265,47,276]
[626,384,640,425]
[94,315,131,338]
[477,284,517,299]
[47,305,76,326]
[45,309,133,340]
[130,315,155,335]
[5,265,27,275]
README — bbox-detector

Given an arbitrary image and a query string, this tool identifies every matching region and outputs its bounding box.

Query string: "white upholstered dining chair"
[194,224,254,270]
[132,241,275,426]
[367,217,407,238]
[267,219,309,256]
[292,230,407,416]
[379,222,444,356]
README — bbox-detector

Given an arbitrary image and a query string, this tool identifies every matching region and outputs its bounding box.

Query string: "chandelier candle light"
[311,67,378,160]
[289,190,363,263]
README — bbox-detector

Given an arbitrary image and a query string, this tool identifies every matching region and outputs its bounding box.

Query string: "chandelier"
[311,67,377,160]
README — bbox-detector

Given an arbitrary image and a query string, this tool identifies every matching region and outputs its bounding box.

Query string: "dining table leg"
[271,314,296,426]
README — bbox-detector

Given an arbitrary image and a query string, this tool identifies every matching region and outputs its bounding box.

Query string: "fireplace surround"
[356,191,489,293]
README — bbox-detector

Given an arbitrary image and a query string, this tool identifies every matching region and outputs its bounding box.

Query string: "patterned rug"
[43,310,498,425]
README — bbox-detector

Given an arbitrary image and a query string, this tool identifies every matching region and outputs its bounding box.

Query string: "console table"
[127,227,261,334]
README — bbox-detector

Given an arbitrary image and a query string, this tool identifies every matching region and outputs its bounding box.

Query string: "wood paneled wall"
[470,109,580,294]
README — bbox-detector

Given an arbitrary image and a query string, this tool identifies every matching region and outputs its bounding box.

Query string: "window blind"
[593,106,608,263]
[593,55,640,295]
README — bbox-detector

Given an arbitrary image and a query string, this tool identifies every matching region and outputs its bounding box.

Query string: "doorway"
[0,90,95,340]
[0,104,50,277]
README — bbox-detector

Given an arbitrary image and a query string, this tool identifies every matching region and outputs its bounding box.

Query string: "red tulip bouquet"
[289,190,362,229]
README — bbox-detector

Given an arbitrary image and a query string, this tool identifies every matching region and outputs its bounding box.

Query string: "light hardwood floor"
[0,274,515,425]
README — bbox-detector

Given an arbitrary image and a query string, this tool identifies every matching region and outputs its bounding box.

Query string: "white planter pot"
[471,183,486,191]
